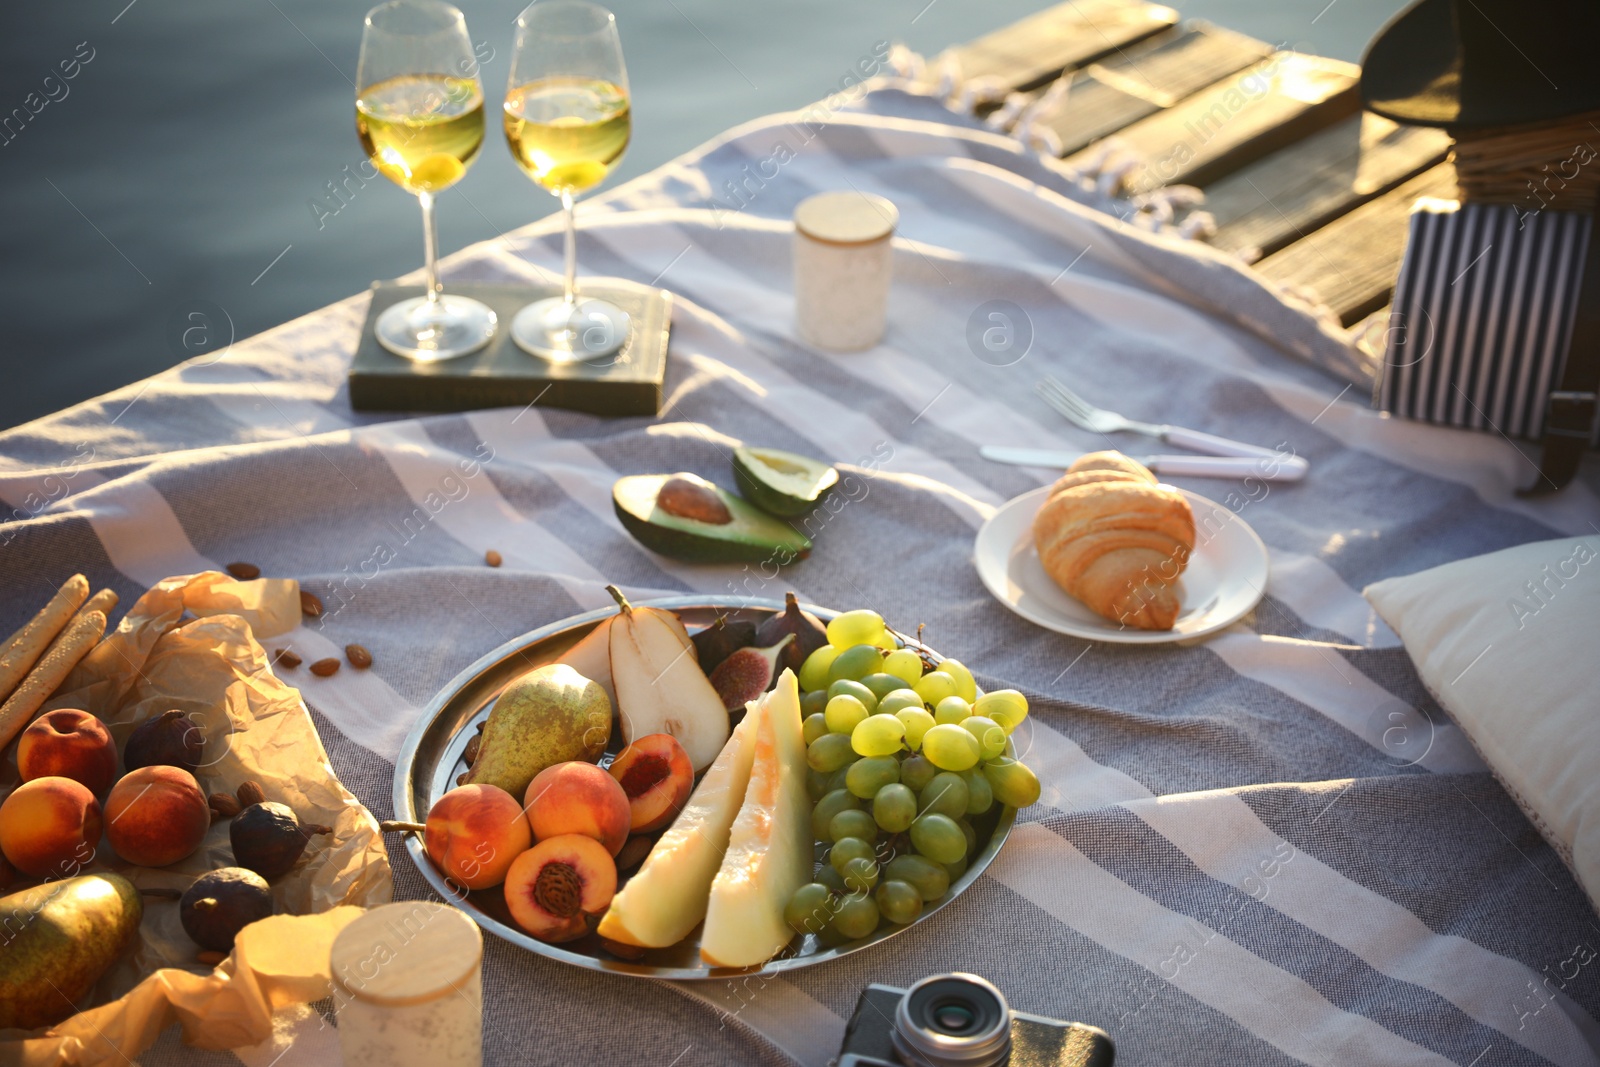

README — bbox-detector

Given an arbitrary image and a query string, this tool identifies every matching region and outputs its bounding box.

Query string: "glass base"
[511,297,631,362]
[375,294,497,363]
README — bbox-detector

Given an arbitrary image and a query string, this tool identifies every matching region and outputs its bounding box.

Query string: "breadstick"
[72,589,118,630]
[0,574,88,705]
[0,608,105,752]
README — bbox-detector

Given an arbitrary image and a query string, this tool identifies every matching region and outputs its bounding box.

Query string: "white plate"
[974,486,1269,644]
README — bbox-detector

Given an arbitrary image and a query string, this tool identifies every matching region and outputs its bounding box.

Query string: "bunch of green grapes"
[783,609,1042,943]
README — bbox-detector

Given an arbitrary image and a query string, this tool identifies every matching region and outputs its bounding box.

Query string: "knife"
[980,445,1309,482]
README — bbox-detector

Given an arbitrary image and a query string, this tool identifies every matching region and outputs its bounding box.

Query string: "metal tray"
[391,596,1017,980]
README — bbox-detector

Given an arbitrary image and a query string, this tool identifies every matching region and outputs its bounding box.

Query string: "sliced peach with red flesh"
[504,834,617,942]
[608,733,694,833]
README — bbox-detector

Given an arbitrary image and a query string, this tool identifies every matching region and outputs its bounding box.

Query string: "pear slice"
[596,696,763,948]
[559,616,615,711]
[701,670,812,968]
[607,586,730,772]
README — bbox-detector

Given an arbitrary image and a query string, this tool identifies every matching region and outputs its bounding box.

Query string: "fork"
[1034,376,1282,459]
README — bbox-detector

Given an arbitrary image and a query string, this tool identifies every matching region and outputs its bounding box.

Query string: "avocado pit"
[656,475,733,524]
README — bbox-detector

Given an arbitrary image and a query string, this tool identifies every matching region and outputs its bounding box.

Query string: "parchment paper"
[1,572,393,1065]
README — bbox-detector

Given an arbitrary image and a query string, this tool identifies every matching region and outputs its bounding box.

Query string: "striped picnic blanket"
[5,82,1600,1067]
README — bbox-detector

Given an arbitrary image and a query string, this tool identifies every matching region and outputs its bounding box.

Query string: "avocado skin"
[614,499,810,563]
[0,873,144,1031]
[731,448,838,517]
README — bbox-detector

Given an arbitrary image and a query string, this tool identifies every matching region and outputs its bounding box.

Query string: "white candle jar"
[793,190,898,352]
[331,901,484,1067]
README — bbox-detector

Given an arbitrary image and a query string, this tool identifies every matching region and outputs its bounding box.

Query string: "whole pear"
[467,664,612,798]
[0,872,143,1030]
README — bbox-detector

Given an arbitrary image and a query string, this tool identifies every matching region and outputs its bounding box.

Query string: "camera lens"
[891,973,1012,1067]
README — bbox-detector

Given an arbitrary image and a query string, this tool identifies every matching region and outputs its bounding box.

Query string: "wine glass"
[357,0,497,362]
[504,0,632,361]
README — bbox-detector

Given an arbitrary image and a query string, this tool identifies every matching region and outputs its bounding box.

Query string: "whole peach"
[18,709,118,796]
[424,784,531,891]
[524,762,630,856]
[0,777,102,878]
[105,766,209,867]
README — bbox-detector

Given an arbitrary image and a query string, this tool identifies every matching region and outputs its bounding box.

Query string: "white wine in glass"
[505,1,633,361]
[357,0,496,362]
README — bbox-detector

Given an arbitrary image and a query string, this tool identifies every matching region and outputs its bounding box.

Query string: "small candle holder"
[792,190,899,352]
[330,901,484,1067]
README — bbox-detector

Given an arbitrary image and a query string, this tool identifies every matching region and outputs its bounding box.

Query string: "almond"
[345,644,372,669]
[209,792,241,817]
[236,781,267,808]
[463,735,480,765]
[310,658,340,677]
[225,562,261,581]
[272,648,302,669]
[300,590,324,618]
[485,549,503,567]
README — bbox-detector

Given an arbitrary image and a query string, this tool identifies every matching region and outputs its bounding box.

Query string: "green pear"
[466,663,611,798]
[0,872,144,1030]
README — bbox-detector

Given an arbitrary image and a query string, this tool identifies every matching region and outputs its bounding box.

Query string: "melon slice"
[596,695,764,948]
[700,669,812,968]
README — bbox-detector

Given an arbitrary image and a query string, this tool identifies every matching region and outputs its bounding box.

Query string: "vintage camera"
[837,973,1114,1067]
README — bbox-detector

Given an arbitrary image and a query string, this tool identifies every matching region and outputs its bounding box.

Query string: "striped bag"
[1378,197,1600,444]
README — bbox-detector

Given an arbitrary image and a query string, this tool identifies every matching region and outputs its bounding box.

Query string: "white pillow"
[1364,536,1600,910]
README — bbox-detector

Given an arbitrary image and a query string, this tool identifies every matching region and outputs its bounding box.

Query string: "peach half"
[503,834,616,943]
[524,762,630,856]
[608,733,694,833]
[424,783,531,891]
[0,776,103,878]
[18,709,118,796]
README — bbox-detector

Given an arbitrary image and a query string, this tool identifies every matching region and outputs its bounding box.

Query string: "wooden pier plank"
[1254,163,1458,326]
[941,0,1179,93]
[1206,113,1452,257]
[1063,51,1363,195]
[1033,23,1275,157]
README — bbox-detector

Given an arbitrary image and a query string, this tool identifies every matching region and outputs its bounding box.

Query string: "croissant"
[1031,451,1196,630]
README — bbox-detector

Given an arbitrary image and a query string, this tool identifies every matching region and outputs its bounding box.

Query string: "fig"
[180,867,273,952]
[709,634,793,711]
[229,802,330,881]
[690,615,757,673]
[122,710,204,774]
[755,592,828,675]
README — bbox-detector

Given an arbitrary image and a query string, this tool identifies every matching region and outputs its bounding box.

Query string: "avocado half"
[731,446,839,517]
[614,473,812,563]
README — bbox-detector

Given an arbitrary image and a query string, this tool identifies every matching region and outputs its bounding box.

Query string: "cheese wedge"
[597,694,763,948]
[701,670,812,968]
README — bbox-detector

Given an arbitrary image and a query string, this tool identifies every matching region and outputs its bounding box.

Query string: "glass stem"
[419,190,442,308]
[561,190,578,309]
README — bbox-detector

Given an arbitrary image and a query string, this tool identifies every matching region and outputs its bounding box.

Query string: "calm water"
[0,0,1405,430]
